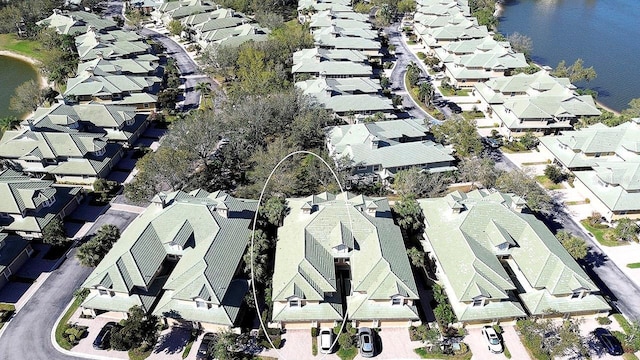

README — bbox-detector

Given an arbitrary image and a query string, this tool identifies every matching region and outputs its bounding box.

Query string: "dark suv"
[593,327,623,356]
[93,322,116,350]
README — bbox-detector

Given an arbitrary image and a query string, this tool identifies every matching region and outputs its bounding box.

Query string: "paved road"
[385,23,448,124]
[0,209,139,360]
[103,0,124,19]
[139,28,218,111]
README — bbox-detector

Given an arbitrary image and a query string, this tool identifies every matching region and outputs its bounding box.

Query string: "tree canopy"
[432,116,484,158]
[76,225,121,267]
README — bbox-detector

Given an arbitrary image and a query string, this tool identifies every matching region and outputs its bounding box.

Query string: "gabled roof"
[419,190,609,320]
[0,170,82,233]
[272,193,419,322]
[83,190,257,324]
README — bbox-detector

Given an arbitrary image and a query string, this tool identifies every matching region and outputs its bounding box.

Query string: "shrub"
[597,317,612,325]
[544,165,565,184]
[338,332,355,349]
[62,323,87,347]
[417,52,427,60]
[311,327,318,337]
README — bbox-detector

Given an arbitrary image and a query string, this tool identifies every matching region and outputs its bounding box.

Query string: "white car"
[319,328,334,354]
[481,326,503,354]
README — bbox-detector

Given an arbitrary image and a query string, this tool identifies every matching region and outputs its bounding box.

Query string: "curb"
[50,300,118,360]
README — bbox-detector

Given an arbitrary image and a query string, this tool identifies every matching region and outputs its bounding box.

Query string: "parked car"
[358,327,376,357]
[483,137,501,148]
[92,322,116,350]
[196,333,216,360]
[481,326,503,354]
[319,328,334,354]
[594,328,624,356]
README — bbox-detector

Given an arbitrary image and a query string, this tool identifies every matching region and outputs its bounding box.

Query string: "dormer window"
[391,296,404,306]
[571,289,587,299]
[42,197,56,208]
[97,286,113,297]
[126,118,135,126]
[472,297,486,307]
[288,297,302,307]
[94,147,106,157]
[195,297,210,309]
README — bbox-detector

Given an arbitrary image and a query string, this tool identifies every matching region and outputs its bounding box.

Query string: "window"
[571,290,582,299]
[391,297,402,306]
[289,299,301,307]
[472,298,484,307]
[97,286,110,297]
[196,299,208,308]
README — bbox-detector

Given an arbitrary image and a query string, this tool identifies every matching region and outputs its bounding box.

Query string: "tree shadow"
[154,327,190,355]
[582,249,608,268]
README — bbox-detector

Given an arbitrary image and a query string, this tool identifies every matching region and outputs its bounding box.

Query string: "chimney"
[86,66,95,75]
[96,51,103,59]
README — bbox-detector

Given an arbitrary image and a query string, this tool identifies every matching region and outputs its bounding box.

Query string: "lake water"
[498,0,640,112]
[0,55,39,119]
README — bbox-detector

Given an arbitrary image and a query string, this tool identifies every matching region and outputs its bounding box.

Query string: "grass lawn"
[0,303,15,331]
[414,347,472,360]
[623,353,639,360]
[181,335,196,359]
[0,34,46,62]
[55,296,85,350]
[438,86,470,96]
[461,111,485,120]
[535,175,564,190]
[337,346,358,360]
[580,220,630,247]
[627,263,640,269]
[129,348,152,360]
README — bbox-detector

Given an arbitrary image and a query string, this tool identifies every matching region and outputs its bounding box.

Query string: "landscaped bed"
[580,220,630,247]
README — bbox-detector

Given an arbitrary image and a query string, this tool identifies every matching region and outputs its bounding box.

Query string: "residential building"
[25,103,151,146]
[418,190,610,324]
[75,28,151,61]
[37,9,117,35]
[0,130,123,185]
[0,234,33,290]
[293,48,368,64]
[474,70,601,137]
[0,169,83,238]
[63,69,160,111]
[76,56,160,77]
[326,119,456,184]
[539,120,640,220]
[152,0,215,25]
[271,192,420,329]
[127,0,165,15]
[81,190,257,332]
[296,77,382,97]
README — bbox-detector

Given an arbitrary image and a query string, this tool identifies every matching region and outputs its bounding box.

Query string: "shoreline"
[0,50,49,89]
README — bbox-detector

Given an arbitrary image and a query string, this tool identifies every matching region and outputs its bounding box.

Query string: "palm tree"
[418,82,434,106]
[406,62,421,87]
[195,81,212,108]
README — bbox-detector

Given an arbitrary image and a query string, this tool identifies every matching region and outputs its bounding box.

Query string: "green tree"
[393,195,424,239]
[432,116,484,157]
[407,247,425,269]
[474,8,497,30]
[552,59,597,83]
[260,196,288,228]
[393,168,454,198]
[76,225,121,267]
[167,19,184,36]
[418,81,434,105]
[109,306,160,351]
[544,165,565,184]
[519,132,539,150]
[406,62,421,87]
[495,169,553,213]
[613,218,639,242]
[42,218,69,246]
[507,32,533,58]
[243,229,272,286]
[9,80,43,114]
[397,0,416,13]
[623,98,640,118]
[555,231,588,260]
[0,116,20,134]
[456,156,499,189]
